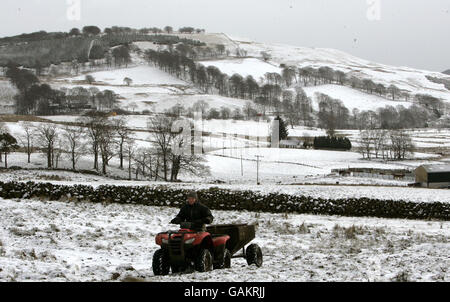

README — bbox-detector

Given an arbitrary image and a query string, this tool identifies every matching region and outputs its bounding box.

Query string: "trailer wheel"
[195,249,213,272]
[214,248,231,269]
[152,249,170,276]
[246,244,263,267]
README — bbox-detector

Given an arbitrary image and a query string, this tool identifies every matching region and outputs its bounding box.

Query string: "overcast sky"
[1,0,449,71]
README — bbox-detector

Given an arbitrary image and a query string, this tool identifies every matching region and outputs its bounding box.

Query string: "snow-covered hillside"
[50,65,253,113]
[303,84,412,111]
[230,35,450,102]
[199,58,281,80]
[68,65,186,86]
[169,33,450,103]
[38,31,450,118]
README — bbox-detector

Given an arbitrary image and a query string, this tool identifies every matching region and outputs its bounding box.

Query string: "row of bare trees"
[8,114,209,181]
[359,129,415,160]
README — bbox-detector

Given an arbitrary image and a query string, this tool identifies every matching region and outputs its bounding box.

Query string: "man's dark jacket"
[170,202,214,229]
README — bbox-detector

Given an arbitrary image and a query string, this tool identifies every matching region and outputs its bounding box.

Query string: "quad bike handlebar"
[179,221,193,229]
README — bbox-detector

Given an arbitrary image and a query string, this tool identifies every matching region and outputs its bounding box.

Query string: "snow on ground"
[121,93,251,113]
[201,119,272,136]
[132,41,161,52]
[230,37,450,102]
[0,197,448,281]
[303,84,413,111]
[3,117,447,187]
[5,118,448,187]
[196,57,418,111]
[341,128,450,151]
[181,118,325,138]
[65,65,187,86]
[199,58,281,81]
[207,147,441,179]
[1,151,135,181]
[2,166,450,204]
[49,84,249,114]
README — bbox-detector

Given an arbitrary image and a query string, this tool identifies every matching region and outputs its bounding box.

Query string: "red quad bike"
[153,223,263,275]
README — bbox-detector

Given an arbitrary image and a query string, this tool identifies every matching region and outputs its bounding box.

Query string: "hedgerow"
[0,181,448,221]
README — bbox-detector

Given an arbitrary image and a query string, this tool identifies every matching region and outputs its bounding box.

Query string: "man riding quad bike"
[169,191,213,231]
[152,191,263,275]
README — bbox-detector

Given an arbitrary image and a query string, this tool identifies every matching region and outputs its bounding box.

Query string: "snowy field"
[303,84,412,112]
[205,147,443,185]
[3,119,448,187]
[199,58,281,81]
[0,197,448,282]
[341,128,450,151]
[67,65,187,86]
[3,117,449,187]
[51,66,251,114]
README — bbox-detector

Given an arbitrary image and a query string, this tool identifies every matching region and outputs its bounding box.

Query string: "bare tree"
[63,125,85,170]
[261,51,271,62]
[53,139,64,169]
[18,122,35,164]
[0,122,7,134]
[148,115,174,181]
[129,102,138,113]
[85,75,95,84]
[134,147,154,179]
[98,120,116,175]
[388,130,414,160]
[36,124,58,168]
[0,122,9,163]
[123,77,133,86]
[124,138,136,180]
[192,100,209,118]
[359,130,374,159]
[164,26,173,34]
[388,84,401,101]
[169,119,210,181]
[79,115,108,171]
[372,130,388,159]
[113,117,131,169]
[244,102,255,120]
[171,152,210,181]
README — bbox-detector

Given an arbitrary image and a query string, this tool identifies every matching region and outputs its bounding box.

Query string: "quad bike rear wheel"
[152,249,170,276]
[246,244,263,267]
[195,249,213,272]
[214,248,231,269]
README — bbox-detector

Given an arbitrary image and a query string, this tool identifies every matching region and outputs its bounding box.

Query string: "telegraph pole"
[240,149,244,176]
[255,155,264,185]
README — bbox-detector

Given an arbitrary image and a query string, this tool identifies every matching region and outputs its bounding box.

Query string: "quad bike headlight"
[162,238,169,244]
[184,238,195,244]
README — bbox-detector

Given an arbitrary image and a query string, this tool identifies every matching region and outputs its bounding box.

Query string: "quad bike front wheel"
[214,248,231,269]
[152,249,170,276]
[246,244,263,267]
[195,249,213,272]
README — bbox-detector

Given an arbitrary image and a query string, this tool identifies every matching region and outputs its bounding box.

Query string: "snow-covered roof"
[418,164,450,173]
[280,140,302,146]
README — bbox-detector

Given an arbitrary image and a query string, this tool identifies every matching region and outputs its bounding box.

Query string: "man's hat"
[187,191,198,199]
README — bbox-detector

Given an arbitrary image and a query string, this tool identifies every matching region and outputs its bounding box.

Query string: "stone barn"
[415,164,450,188]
